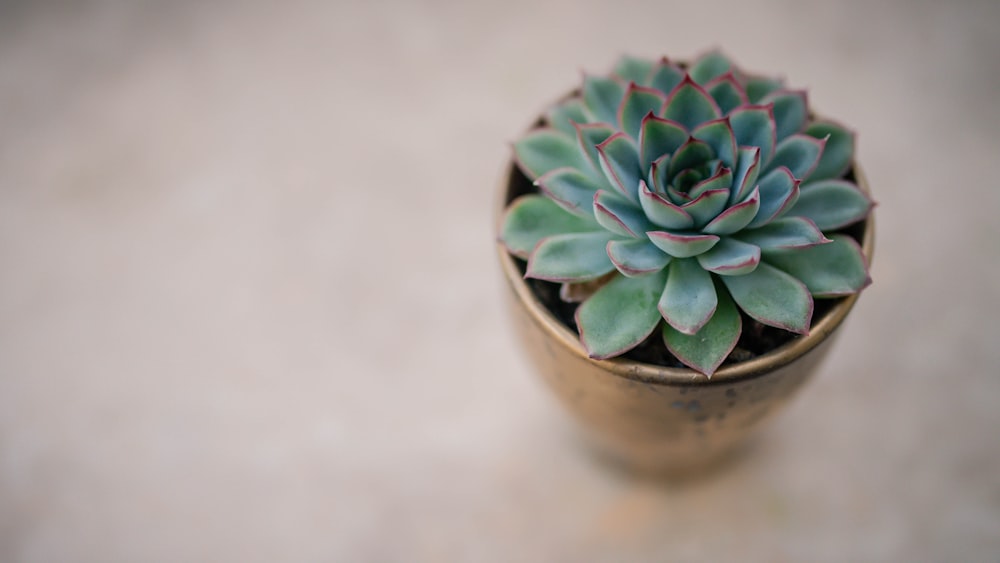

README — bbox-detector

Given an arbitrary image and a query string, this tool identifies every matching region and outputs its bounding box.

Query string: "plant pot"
[496,154,875,474]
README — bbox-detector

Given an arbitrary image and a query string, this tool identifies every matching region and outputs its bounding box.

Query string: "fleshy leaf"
[667,138,714,179]
[788,179,873,230]
[545,98,590,136]
[805,120,855,181]
[722,262,813,334]
[638,115,687,171]
[736,217,829,250]
[745,75,784,104]
[648,231,720,258]
[662,76,722,131]
[582,75,625,125]
[613,56,655,85]
[638,181,695,229]
[689,51,734,85]
[574,122,618,176]
[649,154,671,194]
[730,147,761,204]
[703,186,761,235]
[681,188,730,228]
[659,258,718,335]
[696,238,761,275]
[767,134,826,179]
[763,235,870,297]
[535,167,605,216]
[746,166,800,228]
[687,167,733,201]
[648,59,686,96]
[761,90,808,141]
[729,105,776,166]
[663,287,741,376]
[618,84,667,139]
[594,190,655,238]
[500,195,600,258]
[577,270,669,359]
[607,238,672,277]
[692,117,737,168]
[705,73,749,114]
[596,133,643,202]
[513,128,590,180]
[527,231,616,282]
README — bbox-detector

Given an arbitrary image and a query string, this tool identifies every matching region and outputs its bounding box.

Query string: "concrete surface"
[1,0,998,561]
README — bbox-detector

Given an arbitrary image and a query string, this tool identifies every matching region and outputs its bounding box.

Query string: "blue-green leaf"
[500,195,600,258]
[546,98,590,137]
[607,238,671,277]
[692,117,737,169]
[687,167,733,201]
[787,179,873,230]
[513,128,590,180]
[596,133,643,202]
[722,262,813,334]
[667,138,714,179]
[648,230,720,258]
[689,51,734,85]
[577,270,668,359]
[706,73,749,114]
[767,134,826,179]
[729,105,776,166]
[703,187,760,235]
[638,181,694,229]
[613,55,655,85]
[804,120,855,181]
[761,90,808,141]
[574,122,617,176]
[745,75,784,104]
[526,231,617,282]
[582,75,625,125]
[638,115,687,170]
[696,237,760,275]
[730,147,761,204]
[746,166,799,228]
[594,190,655,238]
[648,59,686,96]
[736,217,829,250]
[618,84,667,139]
[659,258,718,335]
[681,188,730,228]
[662,76,722,131]
[663,287,742,376]
[763,235,869,297]
[535,167,605,216]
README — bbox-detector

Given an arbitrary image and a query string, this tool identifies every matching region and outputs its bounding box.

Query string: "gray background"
[1,0,998,560]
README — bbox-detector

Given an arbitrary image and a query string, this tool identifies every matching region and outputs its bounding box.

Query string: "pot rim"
[495,157,875,386]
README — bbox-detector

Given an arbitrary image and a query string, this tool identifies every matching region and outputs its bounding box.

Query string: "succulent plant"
[500,52,873,375]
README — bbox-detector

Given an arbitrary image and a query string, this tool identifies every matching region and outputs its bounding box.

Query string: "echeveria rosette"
[501,52,873,376]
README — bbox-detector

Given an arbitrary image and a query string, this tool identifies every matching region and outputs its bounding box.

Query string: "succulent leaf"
[594,190,655,237]
[577,270,669,359]
[535,167,606,216]
[682,188,731,228]
[575,122,618,176]
[618,84,668,139]
[703,186,761,235]
[649,154,671,193]
[662,76,722,131]
[667,138,714,180]
[705,73,749,114]
[648,231,720,258]
[596,133,643,202]
[583,75,626,125]
[722,262,813,334]
[729,105,776,166]
[788,179,873,230]
[691,118,737,168]
[662,287,741,375]
[804,120,855,181]
[514,128,590,180]
[500,194,601,258]
[763,234,869,297]
[761,90,808,141]
[607,238,672,277]
[639,115,688,170]
[687,167,734,201]
[546,98,590,136]
[660,258,718,334]
[735,217,829,250]
[696,237,761,275]
[745,75,784,104]
[767,133,826,179]
[730,147,762,204]
[746,166,800,228]
[648,59,686,96]
[638,181,695,229]
[689,51,735,85]
[613,56,655,85]
[527,231,617,282]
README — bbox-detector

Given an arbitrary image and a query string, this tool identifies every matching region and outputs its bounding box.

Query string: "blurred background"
[1,0,998,560]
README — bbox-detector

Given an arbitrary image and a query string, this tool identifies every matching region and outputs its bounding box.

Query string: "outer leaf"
[638,181,695,229]
[582,75,625,125]
[729,105,776,166]
[618,84,668,139]
[613,55,655,85]
[648,231,720,258]
[594,190,655,238]
[690,51,734,84]
[692,117,737,168]
[787,179,873,230]
[696,237,761,276]
[706,73,749,114]
[767,134,826,179]
[648,59,686,95]
[596,133,643,202]
[681,188,730,228]
[663,287,742,376]
[763,235,870,297]
[607,238,671,277]
[500,195,600,258]
[730,147,761,204]
[746,166,800,228]
[703,186,761,235]
[667,138,713,179]
[577,270,669,359]
[745,75,784,104]
[805,120,855,181]
[526,231,616,282]
[513,128,590,180]
[659,258,718,335]
[735,217,829,250]
[535,167,605,216]
[662,76,722,131]
[546,98,590,136]
[722,262,813,334]
[574,122,617,175]
[761,90,808,141]
[638,115,687,170]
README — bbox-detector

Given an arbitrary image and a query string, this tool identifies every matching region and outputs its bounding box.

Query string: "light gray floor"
[1,0,998,561]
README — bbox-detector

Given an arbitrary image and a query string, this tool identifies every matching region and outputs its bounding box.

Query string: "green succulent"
[500,52,873,375]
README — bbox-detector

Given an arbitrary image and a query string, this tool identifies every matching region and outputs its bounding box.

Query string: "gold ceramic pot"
[496,156,874,474]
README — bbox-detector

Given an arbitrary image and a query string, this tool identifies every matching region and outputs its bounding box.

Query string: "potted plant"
[496,52,874,473]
